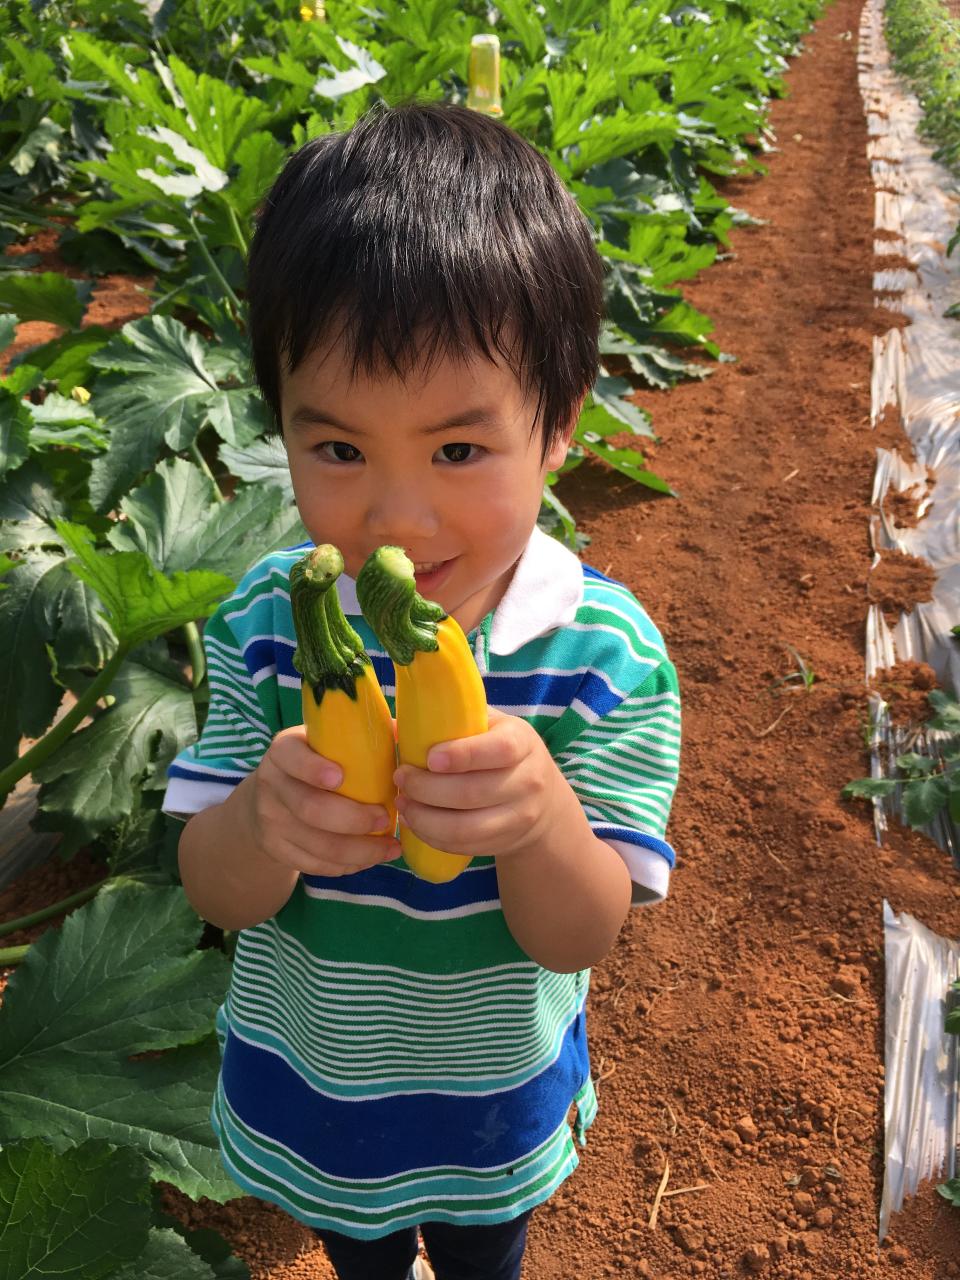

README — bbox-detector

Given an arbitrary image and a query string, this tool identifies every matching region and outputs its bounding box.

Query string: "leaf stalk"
[0,644,130,799]
[0,880,107,942]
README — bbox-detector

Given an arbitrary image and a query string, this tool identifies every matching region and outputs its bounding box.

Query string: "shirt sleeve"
[162,590,278,817]
[552,659,681,906]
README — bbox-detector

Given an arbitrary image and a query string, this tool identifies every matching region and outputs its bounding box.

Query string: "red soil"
[4,0,960,1274]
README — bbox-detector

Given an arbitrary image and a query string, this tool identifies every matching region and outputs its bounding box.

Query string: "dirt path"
[4,0,960,1274]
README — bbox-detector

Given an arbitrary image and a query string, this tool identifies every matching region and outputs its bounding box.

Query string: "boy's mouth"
[411,557,456,592]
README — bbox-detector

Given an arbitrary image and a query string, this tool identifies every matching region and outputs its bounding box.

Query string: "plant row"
[884,0,960,305]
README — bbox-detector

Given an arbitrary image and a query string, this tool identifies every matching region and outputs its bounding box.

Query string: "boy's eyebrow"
[287,405,504,436]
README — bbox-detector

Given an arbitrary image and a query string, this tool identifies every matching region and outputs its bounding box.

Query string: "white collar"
[336,525,584,656]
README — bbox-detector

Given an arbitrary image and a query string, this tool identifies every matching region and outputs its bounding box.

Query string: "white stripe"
[559,618,662,669]
[216,1091,576,1214]
[299,885,503,920]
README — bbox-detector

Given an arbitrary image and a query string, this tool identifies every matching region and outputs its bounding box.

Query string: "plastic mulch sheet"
[859,0,960,1241]
[858,0,960,865]
[880,903,960,1243]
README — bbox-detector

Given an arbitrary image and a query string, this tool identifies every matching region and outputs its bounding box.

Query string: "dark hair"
[246,101,604,461]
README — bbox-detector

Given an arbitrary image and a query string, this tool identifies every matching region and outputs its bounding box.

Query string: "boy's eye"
[439,442,481,463]
[316,441,362,463]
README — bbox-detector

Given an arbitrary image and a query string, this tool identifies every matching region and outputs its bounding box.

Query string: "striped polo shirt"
[163,525,681,1237]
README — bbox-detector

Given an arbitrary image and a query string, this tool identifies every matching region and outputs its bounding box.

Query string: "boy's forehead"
[280,333,533,423]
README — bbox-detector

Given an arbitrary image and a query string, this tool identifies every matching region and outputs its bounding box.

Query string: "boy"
[166,102,681,1280]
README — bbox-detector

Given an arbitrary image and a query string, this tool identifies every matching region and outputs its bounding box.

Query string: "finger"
[397,798,516,855]
[424,713,529,774]
[278,831,402,877]
[395,763,513,810]
[270,726,344,789]
[271,767,395,837]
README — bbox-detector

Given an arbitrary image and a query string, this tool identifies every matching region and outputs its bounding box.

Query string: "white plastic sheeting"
[858,0,960,862]
[880,903,960,1244]
[858,0,960,1242]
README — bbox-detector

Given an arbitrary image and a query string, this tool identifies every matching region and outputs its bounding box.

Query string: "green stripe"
[274,880,529,971]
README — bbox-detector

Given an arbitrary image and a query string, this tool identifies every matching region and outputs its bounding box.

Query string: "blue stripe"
[481,668,624,716]
[581,562,614,583]
[301,859,500,912]
[594,826,676,867]
[168,760,245,784]
[218,1005,590,1179]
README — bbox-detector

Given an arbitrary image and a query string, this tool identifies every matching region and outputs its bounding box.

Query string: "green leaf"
[114,1227,222,1280]
[895,751,939,775]
[946,1006,960,1036]
[5,325,114,395]
[0,386,32,478]
[0,880,237,1201]
[218,437,295,499]
[0,458,67,553]
[33,642,199,852]
[0,272,92,327]
[54,520,235,651]
[591,375,655,439]
[86,316,263,512]
[927,688,960,732]
[902,773,950,827]
[10,118,65,178]
[0,1139,152,1280]
[841,776,899,800]
[314,36,388,98]
[146,1200,250,1280]
[0,553,69,769]
[108,457,307,580]
[938,1177,960,1207]
[0,314,17,354]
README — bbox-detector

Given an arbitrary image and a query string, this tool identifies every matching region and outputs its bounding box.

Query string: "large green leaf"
[0,457,68,553]
[0,880,237,1201]
[0,386,32,478]
[0,1139,152,1280]
[114,1228,222,1280]
[3,325,114,396]
[86,316,264,512]
[0,314,18,354]
[33,642,199,853]
[108,457,307,580]
[54,519,235,650]
[0,273,92,327]
[0,553,71,769]
[218,437,295,500]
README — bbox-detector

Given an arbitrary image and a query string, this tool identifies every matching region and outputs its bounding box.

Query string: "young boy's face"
[280,335,577,636]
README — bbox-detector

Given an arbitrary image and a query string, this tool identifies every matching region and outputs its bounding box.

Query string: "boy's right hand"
[243,726,400,878]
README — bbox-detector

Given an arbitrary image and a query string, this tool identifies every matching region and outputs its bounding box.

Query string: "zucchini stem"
[355,546,446,666]
[290,545,368,702]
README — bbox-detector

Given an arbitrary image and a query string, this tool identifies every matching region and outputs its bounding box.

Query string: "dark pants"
[315,1209,533,1280]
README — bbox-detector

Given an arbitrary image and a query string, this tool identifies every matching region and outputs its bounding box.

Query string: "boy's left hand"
[393,708,567,860]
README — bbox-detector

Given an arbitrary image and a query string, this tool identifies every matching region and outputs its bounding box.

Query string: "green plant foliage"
[0,1139,152,1280]
[0,879,238,1202]
[885,0,960,301]
[842,689,960,828]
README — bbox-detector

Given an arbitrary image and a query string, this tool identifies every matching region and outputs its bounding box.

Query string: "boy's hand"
[243,725,401,877]
[393,708,565,860]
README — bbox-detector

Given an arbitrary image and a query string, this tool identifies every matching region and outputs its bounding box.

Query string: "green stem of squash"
[355,546,445,667]
[289,545,368,703]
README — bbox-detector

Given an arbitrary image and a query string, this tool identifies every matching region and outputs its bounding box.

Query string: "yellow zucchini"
[289,545,397,835]
[356,546,488,884]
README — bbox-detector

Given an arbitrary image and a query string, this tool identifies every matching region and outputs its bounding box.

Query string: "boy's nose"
[365,490,441,543]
